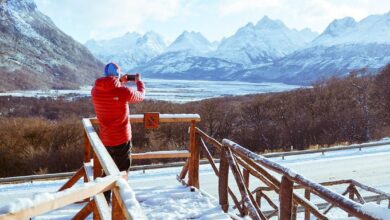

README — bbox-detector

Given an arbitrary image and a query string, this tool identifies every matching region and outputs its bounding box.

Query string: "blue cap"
[104,63,121,77]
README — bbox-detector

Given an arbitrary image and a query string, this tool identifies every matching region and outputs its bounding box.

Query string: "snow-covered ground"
[0,142,389,219]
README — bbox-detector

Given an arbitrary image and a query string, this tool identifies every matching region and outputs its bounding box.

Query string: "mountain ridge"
[0,0,103,91]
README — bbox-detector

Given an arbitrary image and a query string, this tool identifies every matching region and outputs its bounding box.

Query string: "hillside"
[0,0,103,91]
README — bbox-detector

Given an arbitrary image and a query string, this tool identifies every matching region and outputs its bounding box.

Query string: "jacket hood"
[94,76,121,91]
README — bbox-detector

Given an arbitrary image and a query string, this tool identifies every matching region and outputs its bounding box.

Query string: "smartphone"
[126,74,136,81]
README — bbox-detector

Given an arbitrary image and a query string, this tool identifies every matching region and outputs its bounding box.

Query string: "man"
[91,62,145,202]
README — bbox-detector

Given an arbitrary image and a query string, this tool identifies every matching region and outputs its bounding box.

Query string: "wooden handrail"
[0,176,118,220]
[90,113,201,125]
[222,139,379,220]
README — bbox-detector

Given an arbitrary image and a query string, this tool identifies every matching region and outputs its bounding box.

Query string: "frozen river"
[0,78,302,103]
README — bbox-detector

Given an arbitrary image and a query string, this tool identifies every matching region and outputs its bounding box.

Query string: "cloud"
[36,0,182,42]
[35,0,390,43]
[218,0,282,16]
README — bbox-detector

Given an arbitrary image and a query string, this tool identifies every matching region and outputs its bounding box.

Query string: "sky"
[35,0,390,44]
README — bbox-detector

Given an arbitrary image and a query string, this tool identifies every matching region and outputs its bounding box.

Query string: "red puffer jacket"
[91,76,145,147]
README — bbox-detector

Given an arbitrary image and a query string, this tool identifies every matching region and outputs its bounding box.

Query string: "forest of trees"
[0,65,389,177]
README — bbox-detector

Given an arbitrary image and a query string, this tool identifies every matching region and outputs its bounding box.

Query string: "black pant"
[106,141,132,171]
[103,141,132,202]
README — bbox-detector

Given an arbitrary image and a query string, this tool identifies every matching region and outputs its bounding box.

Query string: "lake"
[0,78,302,103]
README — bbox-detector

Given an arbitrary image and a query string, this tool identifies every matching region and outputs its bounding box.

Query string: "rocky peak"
[2,0,37,12]
[323,17,356,36]
[255,16,286,29]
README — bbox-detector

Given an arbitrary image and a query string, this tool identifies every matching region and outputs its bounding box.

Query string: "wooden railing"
[1,115,388,219]
[0,113,201,220]
[178,127,390,219]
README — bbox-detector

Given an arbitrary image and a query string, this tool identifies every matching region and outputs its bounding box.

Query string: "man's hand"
[135,73,141,83]
[120,74,128,83]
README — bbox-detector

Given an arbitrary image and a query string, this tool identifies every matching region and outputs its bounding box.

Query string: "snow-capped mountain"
[213,16,318,66]
[133,52,242,80]
[133,17,318,80]
[0,0,103,91]
[165,31,216,55]
[239,12,390,84]
[85,31,167,71]
[312,12,390,46]
[131,31,226,78]
[238,44,390,84]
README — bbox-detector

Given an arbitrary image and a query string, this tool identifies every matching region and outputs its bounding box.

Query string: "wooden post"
[256,190,262,209]
[73,200,95,219]
[93,154,102,180]
[84,130,91,163]
[280,175,294,220]
[58,167,85,191]
[292,203,297,220]
[188,121,199,188]
[112,190,126,219]
[219,146,229,212]
[242,168,250,215]
[348,184,354,217]
[304,189,311,220]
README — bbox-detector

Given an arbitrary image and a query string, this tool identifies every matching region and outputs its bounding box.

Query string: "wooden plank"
[219,146,229,212]
[351,179,390,198]
[131,151,190,160]
[242,168,250,216]
[112,190,126,220]
[259,190,278,211]
[84,130,91,163]
[112,187,133,220]
[304,189,311,220]
[233,151,327,219]
[199,138,244,215]
[225,148,265,220]
[195,127,222,151]
[0,176,117,220]
[188,121,199,188]
[93,153,103,179]
[58,167,85,192]
[323,188,349,215]
[82,119,120,176]
[178,159,189,180]
[90,114,201,125]
[352,186,366,204]
[84,162,111,220]
[280,176,294,220]
[256,191,262,208]
[72,200,95,220]
[223,139,376,220]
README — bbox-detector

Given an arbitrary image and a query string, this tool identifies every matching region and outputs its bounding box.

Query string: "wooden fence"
[0,114,389,219]
[0,114,201,220]
[175,127,390,219]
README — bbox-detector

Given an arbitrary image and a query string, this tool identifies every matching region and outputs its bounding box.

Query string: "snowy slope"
[85,31,167,71]
[213,16,318,66]
[132,52,243,80]
[165,31,216,55]
[312,12,390,46]
[238,43,390,84]
[0,0,103,91]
